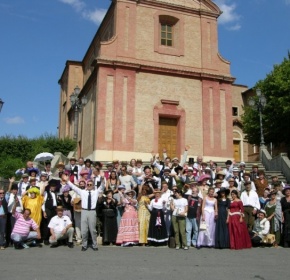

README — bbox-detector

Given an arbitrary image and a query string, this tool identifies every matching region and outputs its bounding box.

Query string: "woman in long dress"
[22,187,44,227]
[197,187,217,248]
[101,190,118,245]
[137,185,152,246]
[265,190,282,247]
[147,190,168,245]
[227,190,251,250]
[281,186,290,247]
[215,188,230,249]
[116,190,139,246]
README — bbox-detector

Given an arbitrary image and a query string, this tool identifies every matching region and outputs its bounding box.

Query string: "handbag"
[263,234,275,244]
[199,221,207,231]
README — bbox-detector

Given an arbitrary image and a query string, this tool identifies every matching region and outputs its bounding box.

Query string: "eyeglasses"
[87,184,93,186]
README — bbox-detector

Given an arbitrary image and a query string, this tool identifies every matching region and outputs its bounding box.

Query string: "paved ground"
[1,245,289,280]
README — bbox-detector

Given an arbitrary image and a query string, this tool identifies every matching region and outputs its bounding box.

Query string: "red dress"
[228,200,252,250]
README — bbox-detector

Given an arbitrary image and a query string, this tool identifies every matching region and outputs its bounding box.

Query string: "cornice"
[93,57,235,83]
[126,0,221,18]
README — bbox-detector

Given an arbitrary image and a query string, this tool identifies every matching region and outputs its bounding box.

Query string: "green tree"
[242,53,290,149]
[0,134,76,178]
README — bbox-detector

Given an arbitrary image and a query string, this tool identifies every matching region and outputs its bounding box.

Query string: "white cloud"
[213,0,241,30]
[58,0,85,12]
[4,116,25,124]
[82,8,107,25]
[58,0,106,24]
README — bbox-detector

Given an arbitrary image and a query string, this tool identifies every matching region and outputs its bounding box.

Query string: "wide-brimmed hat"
[40,172,48,177]
[268,190,277,198]
[217,187,230,196]
[225,160,232,165]
[163,166,171,172]
[201,162,208,166]
[198,174,211,183]
[84,159,93,164]
[56,162,65,168]
[62,185,70,192]
[69,157,77,161]
[232,167,239,172]
[29,177,37,182]
[215,179,223,185]
[171,157,179,162]
[258,209,267,217]
[187,167,194,172]
[216,171,225,177]
[22,173,29,178]
[228,177,235,182]
[282,185,290,195]
[239,162,246,166]
[174,165,183,173]
[125,189,136,197]
[28,168,38,175]
[153,190,162,194]
[27,187,40,195]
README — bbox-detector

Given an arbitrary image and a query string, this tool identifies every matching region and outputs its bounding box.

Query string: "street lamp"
[248,88,267,148]
[0,98,4,113]
[70,86,87,141]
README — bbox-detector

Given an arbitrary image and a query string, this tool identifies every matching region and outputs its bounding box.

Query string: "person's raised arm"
[8,177,15,193]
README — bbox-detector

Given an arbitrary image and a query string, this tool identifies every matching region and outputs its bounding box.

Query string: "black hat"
[188,158,194,164]
[217,187,230,196]
[11,184,18,191]
[174,165,183,173]
[84,159,93,164]
[225,160,232,165]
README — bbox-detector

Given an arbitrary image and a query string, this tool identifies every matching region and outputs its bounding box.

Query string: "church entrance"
[158,117,178,159]
[233,140,241,162]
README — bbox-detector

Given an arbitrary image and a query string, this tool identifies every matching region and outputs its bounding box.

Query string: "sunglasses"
[87,184,93,186]
[0,192,4,194]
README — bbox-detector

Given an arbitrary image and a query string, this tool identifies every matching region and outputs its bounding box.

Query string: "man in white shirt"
[240,181,260,231]
[65,176,104,251]
[48,206,74,248]
[250,209,270,247]
[17,174,30,196]
[161,181,173,237]
[119,166,137,192]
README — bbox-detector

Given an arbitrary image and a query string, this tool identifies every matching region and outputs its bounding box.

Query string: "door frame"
[233,129,243,162]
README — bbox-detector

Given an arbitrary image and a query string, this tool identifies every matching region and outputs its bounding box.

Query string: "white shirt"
[42,191,57,211]
[240,190,260,210]
[172,198,188,216]
[161,190,173,210]
[7,193,23,213]
[48,215,72,234]
[147,199,166,211]
[119,175,137,191]
[68,181,104,210]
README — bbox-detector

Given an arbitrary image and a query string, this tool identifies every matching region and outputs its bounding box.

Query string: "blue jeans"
[186,217,198,246]
[11,231,38,242]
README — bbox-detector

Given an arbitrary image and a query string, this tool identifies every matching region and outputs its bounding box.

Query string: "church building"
[58,0,249,162]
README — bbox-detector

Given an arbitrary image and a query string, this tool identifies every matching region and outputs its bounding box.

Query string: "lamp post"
[248,88,267,149]
[0,98,4,113]
[70,86,87,141]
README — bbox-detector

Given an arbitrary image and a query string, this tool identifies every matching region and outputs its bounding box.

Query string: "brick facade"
[58,0,249,162]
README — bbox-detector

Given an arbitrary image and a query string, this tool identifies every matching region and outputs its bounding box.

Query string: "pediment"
[153,0,221,14]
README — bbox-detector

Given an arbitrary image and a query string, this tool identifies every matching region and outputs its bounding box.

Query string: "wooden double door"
[158,117,178,159]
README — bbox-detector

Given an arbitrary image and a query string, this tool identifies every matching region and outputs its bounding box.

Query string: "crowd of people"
[0,149,289,252]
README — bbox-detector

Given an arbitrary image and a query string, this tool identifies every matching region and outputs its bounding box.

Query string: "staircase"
[215,161,287,183]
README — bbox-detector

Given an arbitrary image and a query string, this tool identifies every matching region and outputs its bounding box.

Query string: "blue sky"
[0,0,289,138]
